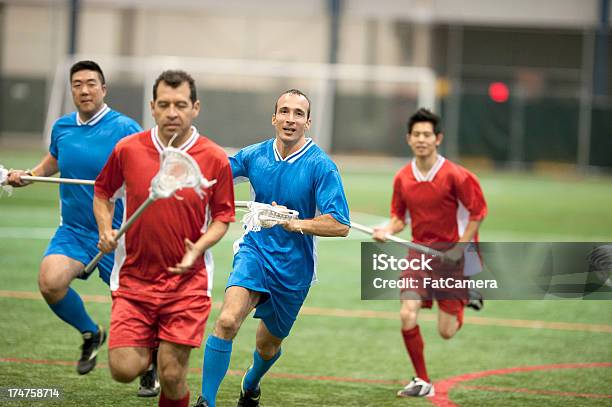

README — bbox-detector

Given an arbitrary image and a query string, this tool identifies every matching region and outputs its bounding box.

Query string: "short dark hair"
[153,70,197,104]
[274,89,311,119]
[70,60,105,85]
[407,108,441,134]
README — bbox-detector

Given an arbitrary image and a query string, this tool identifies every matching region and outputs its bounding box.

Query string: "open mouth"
[283,127,296,134]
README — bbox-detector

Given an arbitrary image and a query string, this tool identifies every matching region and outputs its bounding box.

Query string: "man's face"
[70,70,106,117]
[151,81,200,140]
[407,121,442,158]
[272,93,311,144]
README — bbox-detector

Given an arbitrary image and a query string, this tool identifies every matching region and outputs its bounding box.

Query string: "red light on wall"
[488,82,510,103]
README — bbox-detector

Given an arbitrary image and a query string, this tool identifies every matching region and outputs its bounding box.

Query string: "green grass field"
[0,150,611,406]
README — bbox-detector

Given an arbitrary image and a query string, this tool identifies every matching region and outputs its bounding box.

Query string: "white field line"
[0,211,610,241]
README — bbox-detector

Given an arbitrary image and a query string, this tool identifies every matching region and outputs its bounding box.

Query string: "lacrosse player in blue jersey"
[6,61,159,396]
[194,89,350,407]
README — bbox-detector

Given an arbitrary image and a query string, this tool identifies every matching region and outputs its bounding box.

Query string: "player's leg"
[108,295,157,382]
[397,294,434,397]
[437,299,465,340]
[108,346,151,382]
[157,341,192,407]
[237,284,309,406]
[237,321,283,407]
[38,253,106,374]
[198,286,260,407]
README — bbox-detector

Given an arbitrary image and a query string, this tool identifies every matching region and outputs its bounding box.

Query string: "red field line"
[2,357,611,401]
[430,362,612,407]
[458,384,612,399]
[1,290,612,333]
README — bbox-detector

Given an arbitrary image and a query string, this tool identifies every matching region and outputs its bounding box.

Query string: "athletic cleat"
[77,325,106,375]
[396,377,435,398]
[137,360,160,397]
[237,369,261,407]
[467,288,484,311]
[193,395,209,407]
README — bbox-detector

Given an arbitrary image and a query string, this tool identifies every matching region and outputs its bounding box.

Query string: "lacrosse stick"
[0,164,95,188]
[82,146,217,276]
[350,221,444,258]
[234,200,299,232]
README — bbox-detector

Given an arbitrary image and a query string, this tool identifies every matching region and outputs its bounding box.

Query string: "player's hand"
[6,170,32,187]
[280,218,303,234]
[443,245,464,265]
[97,230,118,253]
[372,227,388,242]
[168,238,200,274]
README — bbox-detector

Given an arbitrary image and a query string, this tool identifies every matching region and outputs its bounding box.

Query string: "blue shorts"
[227,247,309,339]
[44,225,114,285]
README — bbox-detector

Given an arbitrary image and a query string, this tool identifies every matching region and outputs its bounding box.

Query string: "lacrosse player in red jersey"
[373,108,487,398]
[94,70,235,407]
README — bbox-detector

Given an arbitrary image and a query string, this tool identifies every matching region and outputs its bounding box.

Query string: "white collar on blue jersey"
[151,125,199,154]
[411,154,445,182]
[273,138,315,163]
[76,104,110,126]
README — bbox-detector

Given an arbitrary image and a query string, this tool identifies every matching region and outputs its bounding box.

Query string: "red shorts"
[401,252,468,329]
[108,293,211,349]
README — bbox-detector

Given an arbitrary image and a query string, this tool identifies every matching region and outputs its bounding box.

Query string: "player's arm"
[6,153,59,187]
[459,220,481,243]
[168,220,230,274]
[93,195,117,253]
[92,147,124,254]
[445,170,487,262]
[282,214,349,237]
[372,216,407,242]
[373,174,407,241]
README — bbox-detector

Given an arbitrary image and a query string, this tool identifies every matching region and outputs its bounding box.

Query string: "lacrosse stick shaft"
[21,176,95,186]
[83,196,155,276]
[235,200,249,208]
[350,221,444,258]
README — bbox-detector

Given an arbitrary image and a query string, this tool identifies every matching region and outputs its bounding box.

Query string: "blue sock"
[202,335,233,407]
[243,348,282,391]
[48,287,98,334]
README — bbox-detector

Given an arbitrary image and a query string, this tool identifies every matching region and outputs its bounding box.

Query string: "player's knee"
[215,313,241,339]
[256,341,281,360]
[109,361,140,383]
[399,308,418,327]
[158,364,184,392]
[438,326,456,340]
[108,351,145,383]
[38,269,66,301]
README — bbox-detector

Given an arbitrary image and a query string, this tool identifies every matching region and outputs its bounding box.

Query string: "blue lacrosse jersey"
[230,138,350,290]
[49,106,142,232]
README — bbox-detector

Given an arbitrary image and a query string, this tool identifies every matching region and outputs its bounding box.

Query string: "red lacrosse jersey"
[391,155,487,246]
[94,126,235,299]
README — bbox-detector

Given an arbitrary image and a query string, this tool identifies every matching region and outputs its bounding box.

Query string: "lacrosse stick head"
[0,165,13,197]
[150,146,216,200]
[241,201,299,232]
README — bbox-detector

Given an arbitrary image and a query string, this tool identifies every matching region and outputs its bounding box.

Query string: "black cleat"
[137,352,160,397]
[237,387,260,407]
[77,325,106,375]
[193,395,209,407]
[467,288,484,311]
[237,371,261,407]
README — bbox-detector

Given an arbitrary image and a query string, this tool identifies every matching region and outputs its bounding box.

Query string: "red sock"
[401,325,430,383]
[159,391,189,407]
